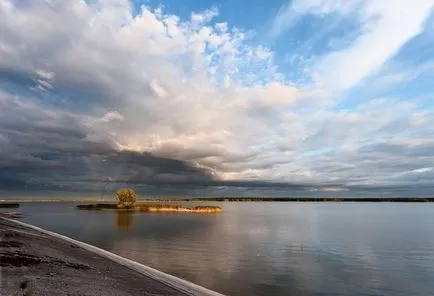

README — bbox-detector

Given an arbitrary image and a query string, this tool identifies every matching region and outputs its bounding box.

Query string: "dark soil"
[0,252,42,267]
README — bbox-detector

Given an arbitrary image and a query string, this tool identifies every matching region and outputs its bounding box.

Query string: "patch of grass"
[192,206,222,212]
[76,203,222,213]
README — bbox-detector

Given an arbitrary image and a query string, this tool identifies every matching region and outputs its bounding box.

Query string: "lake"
[12,202,434,296]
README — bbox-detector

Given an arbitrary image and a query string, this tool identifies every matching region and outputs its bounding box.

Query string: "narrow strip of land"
[181,197,434,202]
[3,197,434,203]
[0,218,220,296]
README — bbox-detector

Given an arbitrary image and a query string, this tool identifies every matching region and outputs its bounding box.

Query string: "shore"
[3,197,434,203]
[0,217,223,296]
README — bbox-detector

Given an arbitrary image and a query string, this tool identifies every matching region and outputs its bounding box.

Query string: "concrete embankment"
[0,218,224,296]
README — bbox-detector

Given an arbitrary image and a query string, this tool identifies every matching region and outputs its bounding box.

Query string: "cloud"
[268,2,301,39]
[311,0,433,91]
[269,0,362,40]
[0,1,317,190]
[0,0,434,195]
[270,0,433,91]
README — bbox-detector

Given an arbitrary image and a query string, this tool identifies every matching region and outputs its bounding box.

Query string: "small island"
[77,189,222,213]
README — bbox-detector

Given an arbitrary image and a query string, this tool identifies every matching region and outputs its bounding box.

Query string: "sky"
[0,0,434,197]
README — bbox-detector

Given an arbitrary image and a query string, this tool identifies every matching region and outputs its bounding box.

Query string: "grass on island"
[77,188,222,213]
[77,203,222,213]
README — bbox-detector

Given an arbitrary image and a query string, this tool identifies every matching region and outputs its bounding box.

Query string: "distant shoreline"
[2,197,434,203]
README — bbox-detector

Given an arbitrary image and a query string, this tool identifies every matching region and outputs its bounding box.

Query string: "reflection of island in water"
[116,211,134,231]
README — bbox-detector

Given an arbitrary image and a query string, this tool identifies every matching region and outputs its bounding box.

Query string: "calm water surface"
[15,202,434,295]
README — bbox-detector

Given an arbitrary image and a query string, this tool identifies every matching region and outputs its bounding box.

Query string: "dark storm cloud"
[0,102,216,188]
[0,90,216,191]
[0,148,217,191]
[90,151,216,184]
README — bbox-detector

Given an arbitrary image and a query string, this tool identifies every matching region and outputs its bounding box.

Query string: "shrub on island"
[116,188,137,209]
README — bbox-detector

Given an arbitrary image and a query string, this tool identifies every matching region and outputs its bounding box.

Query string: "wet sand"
[0,218,222,296]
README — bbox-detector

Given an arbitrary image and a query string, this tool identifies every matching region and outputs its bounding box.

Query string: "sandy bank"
[76,203,222,213]
[0,218,224,296]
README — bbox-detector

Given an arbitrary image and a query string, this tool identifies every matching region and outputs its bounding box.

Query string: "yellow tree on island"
[115,188,137,209]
